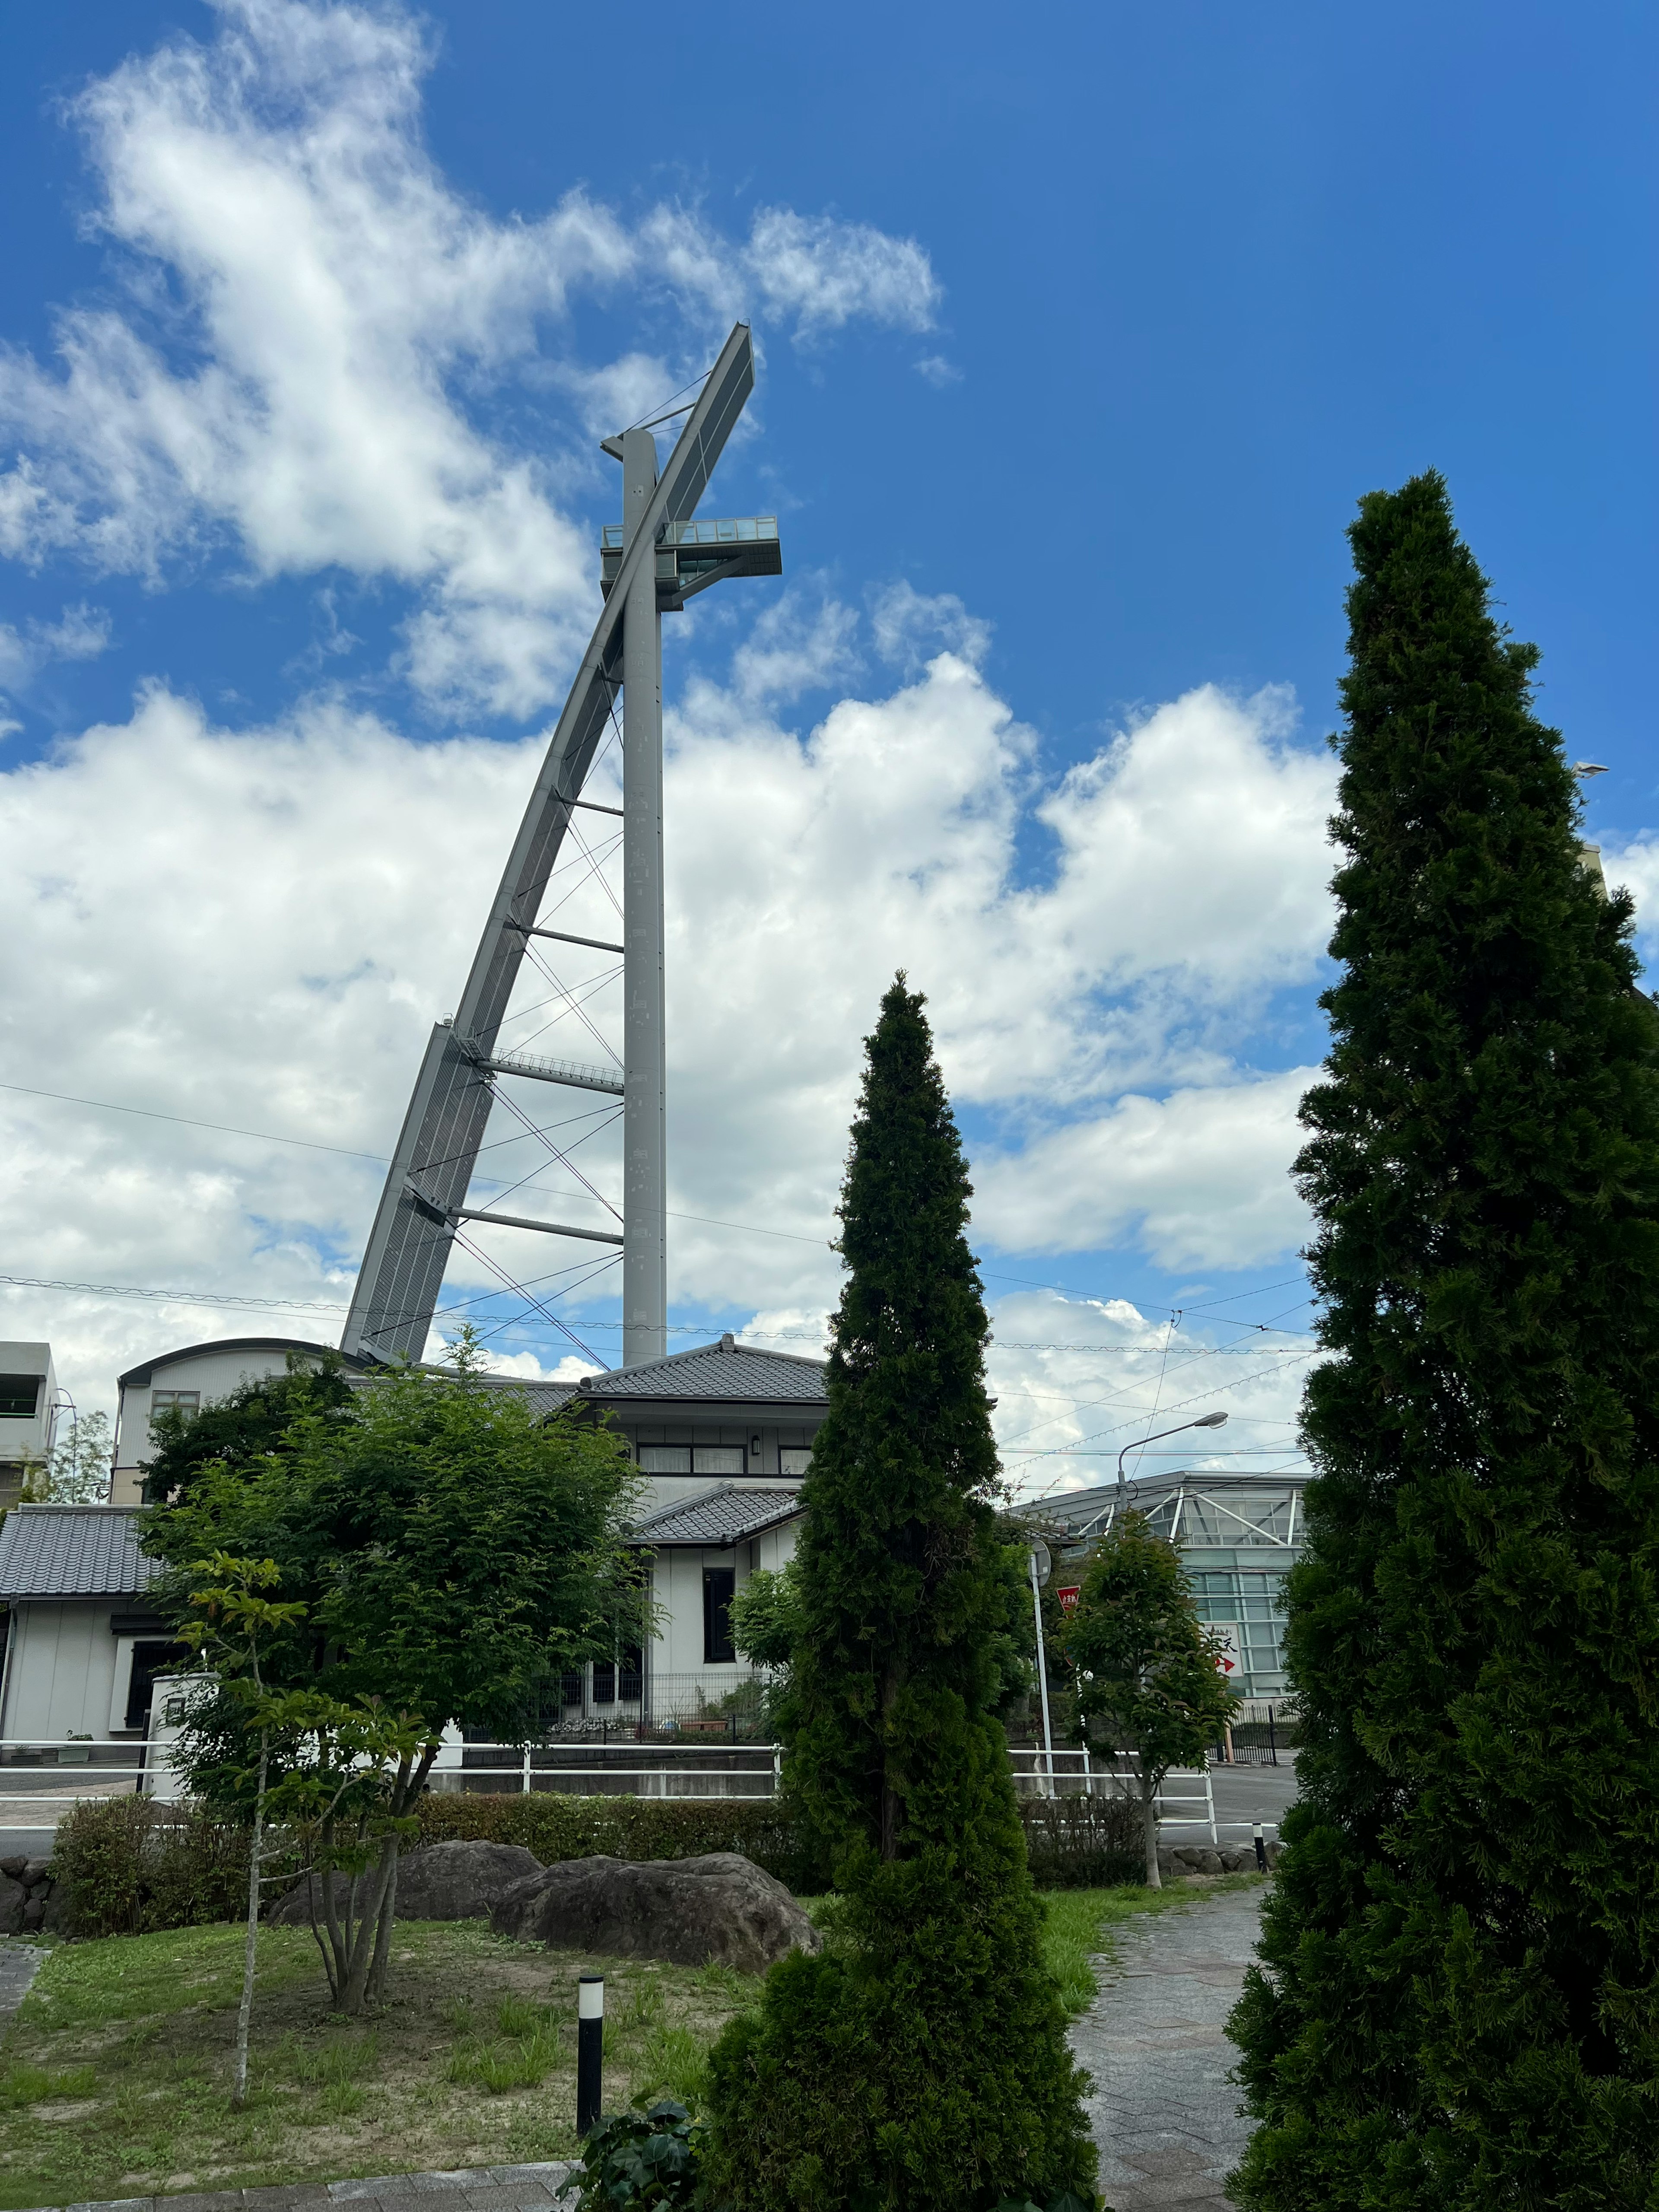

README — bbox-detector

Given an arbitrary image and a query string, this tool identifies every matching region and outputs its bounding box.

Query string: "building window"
[124,1642,187,1731]
[703,1568,736,1663]
[0,1375,41,1420]
[592,1660,615,1705]
[693,1446,745,1475]
[150,1390,200,1430]
[639,1445,692,1474]
[619,1643,643,1702]
[780,1446,813,1477]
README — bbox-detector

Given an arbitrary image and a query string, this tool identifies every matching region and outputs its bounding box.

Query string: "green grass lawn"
[0,1879,1260,2206]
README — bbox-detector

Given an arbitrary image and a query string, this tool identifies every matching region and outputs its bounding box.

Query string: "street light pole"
[1115,1411,1229,1512]
[1028,1539,1055,1799]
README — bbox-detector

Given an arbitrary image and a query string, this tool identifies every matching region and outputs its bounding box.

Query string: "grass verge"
[0,1877,1259,2205]
[0,1922,747,2209]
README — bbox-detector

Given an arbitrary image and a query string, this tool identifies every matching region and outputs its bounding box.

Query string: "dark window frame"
[702,1567,736,1664]
[0,1375,41,1420]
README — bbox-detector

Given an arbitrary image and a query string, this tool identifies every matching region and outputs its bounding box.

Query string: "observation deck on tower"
[601,516,782,611]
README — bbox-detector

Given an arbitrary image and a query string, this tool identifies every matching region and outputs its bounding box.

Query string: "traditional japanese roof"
[0,1505,156,1600]
[577,1335,827,1407]
[629,1484,805,1548]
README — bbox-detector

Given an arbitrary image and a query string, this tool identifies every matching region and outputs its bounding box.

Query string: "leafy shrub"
[556,2098,705,2207]
[418,1791,1140,1896]
[1020,1792,1142,1889]
[48,1788,1138,1942]
[50,1795,299,1938]
[415,1790,822,1892]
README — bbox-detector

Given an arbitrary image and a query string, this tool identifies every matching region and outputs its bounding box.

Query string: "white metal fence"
[0,1736,1217,1842]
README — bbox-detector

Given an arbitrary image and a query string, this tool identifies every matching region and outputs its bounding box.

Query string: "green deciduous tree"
[1228,473,1659,2212]
[19,1408,114,1506]
[729,1560,804,1672]
[174,1552,308,2106]
[1063,1512,1235,1888]
[702,977,1097,2212]
[144,1329,643,2013]
[141,1349,358,1505]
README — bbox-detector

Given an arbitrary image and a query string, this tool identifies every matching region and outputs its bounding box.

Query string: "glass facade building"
[1036,1471,1308,1701]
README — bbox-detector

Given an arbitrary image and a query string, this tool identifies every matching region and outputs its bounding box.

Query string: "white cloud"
[871,580,990,674]
[913,355,963,388]
[970,1071,1316,1270]
[0,601,111,696]
[0,645,1333,1427]
[0,0,943,719]
[742,209,940,335]
[978,1289,1319,1506]
[1600,833,1659,958]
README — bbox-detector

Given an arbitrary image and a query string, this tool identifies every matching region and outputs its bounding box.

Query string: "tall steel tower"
[342,323,780,1368]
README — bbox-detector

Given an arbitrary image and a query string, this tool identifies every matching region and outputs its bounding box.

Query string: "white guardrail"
[1,1737,1219,1841]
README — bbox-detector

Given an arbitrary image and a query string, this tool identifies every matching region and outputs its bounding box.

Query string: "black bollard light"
[577,1974,604,2136]
[1252,1821,1268,1874]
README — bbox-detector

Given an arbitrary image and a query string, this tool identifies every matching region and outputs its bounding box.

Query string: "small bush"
[1020,1792,1143,1889]
[50,1795,299,1938]
[556,2098,705,2207]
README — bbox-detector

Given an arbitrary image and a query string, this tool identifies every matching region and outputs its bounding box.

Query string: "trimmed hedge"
[418,1790,1142,1893]
[45,1786,1145,1939]
[414,1791,820,1891]
[50,1795,300,1939]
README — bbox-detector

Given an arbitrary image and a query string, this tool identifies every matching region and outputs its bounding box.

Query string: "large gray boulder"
[0,1875,24,1936]
[490,1851,820,1974]
[270,1839,542,1926]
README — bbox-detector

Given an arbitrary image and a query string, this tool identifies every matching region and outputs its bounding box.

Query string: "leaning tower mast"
[342,323,781,1368]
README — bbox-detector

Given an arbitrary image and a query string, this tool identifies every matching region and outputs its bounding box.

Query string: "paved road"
[1209,1758,1300,1841]
[0,1826,56,1859]
[1071,1883,1263,2211]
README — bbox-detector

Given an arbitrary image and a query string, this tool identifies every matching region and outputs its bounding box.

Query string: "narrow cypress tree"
[1229,474,1659,2211]
[703,977,1097,2212]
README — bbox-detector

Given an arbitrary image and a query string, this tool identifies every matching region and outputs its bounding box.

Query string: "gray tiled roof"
[630,1484,805,1547]
[0,1505,156,1599]
[340,1370,577,1415]
[579,1337,827,1405]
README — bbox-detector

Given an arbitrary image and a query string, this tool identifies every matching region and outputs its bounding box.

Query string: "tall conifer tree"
[704,977,1096,2212]
[1230,474,1659,2211]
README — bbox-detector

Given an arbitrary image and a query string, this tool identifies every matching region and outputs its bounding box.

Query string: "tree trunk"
[340,1835,397,2015]
[231,1729,268,2108]
[1142,1773,1162,1890]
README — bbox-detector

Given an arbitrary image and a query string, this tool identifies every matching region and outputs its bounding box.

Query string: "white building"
[2,1330,826,1751]
[110,1335,375,1505]
[0,1342,60,1513]
[0,1506,171,1747]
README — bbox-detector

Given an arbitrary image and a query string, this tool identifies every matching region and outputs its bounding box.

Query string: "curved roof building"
[1033,1469,1309,1702]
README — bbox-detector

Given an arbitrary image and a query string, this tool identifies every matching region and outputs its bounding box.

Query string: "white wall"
[111,1340,321,1503]
[646,1517,801,1678]
[0,1341,58,1488]
[0,1601,123,1742]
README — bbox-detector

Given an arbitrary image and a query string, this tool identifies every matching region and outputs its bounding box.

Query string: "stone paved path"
[6,2161,578,2212]
[1070,1883,1263,2211]
[0,1936,47,2028]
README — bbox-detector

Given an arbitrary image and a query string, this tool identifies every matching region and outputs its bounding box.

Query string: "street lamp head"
[1194,1411,1228,1428]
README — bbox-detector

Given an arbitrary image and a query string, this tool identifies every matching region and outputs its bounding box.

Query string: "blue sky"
[1,1,1654,1490]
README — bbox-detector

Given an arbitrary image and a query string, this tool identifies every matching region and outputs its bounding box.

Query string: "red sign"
[1056,1586,1081,1614]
